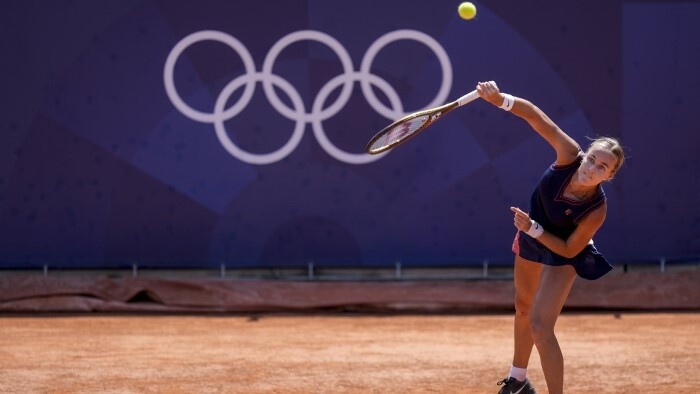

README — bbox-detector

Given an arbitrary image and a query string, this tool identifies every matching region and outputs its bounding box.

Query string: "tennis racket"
[365,90,481,154]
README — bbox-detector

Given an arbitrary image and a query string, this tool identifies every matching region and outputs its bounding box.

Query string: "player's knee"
[514,289,534,316]
[514,298,530,318]
[529,313,554,345]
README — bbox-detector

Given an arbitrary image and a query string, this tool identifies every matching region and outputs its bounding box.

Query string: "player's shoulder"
[551,132,582,164]
[552,151,583,169]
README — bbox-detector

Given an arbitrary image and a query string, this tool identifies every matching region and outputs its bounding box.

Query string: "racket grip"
[456,90,480,106]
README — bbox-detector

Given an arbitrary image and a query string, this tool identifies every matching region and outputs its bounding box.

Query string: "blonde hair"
[586,136,625,174]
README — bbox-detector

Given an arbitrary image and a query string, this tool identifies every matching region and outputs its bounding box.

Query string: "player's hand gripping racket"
[365,90,480,154]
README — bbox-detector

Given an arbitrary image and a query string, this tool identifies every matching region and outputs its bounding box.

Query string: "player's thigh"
[531,264,577,327]
[514,255,542,309]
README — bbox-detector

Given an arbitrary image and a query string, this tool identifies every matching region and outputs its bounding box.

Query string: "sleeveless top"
[530,155,606,238]
[514,154,613,280]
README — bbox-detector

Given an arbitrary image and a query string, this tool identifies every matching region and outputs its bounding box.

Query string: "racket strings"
[369,115,429,152]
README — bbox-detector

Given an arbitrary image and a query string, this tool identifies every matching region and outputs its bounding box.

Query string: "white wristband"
[525,219,544,239]
[499,93,515,111]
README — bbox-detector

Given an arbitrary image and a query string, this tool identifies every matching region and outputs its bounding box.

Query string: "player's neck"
[567,177,598,201]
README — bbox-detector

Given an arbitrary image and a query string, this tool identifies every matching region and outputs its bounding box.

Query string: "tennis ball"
[458,2,477,20]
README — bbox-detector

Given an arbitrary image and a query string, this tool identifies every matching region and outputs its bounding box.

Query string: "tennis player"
[476,81,625,394]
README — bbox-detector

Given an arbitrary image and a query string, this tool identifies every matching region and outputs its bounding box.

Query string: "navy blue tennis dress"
[512,154,613,280]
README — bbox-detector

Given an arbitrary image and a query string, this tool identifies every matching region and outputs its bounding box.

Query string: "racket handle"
[456,90,480,106]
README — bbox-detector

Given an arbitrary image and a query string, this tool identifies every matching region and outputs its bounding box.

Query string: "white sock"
[509,365,527,382]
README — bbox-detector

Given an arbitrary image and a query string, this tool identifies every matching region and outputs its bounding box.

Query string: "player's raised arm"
[476,81,580,166]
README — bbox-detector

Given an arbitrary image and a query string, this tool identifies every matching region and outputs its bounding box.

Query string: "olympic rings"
[164,29,453,165]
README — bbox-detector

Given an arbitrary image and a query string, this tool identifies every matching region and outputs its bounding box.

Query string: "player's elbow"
[561,245,583,259]
[562,245,587,259]
[561,250,579,259]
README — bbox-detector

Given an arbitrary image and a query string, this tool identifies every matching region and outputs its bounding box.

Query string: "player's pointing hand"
[510,206,532,232]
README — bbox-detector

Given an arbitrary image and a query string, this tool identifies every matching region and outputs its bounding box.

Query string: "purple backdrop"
[1,0,698,268]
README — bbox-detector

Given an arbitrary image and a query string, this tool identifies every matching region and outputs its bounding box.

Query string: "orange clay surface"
[0,313,697,393]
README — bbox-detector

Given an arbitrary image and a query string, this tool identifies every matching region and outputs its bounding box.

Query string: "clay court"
[1,269,699,393]
[0,312,698,393]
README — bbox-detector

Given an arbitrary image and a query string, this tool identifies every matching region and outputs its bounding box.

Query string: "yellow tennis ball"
[458,2,477,20]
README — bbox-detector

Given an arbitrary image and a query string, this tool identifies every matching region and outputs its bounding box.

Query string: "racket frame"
[365,90,479,155]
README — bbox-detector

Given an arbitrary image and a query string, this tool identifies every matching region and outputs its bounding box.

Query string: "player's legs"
[512,255,542,370]
[530,264,577,394]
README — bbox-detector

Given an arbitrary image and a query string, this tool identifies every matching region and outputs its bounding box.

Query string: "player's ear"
[605,170,617,182]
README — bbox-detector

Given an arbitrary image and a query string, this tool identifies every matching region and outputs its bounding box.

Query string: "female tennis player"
[475,81,625,394]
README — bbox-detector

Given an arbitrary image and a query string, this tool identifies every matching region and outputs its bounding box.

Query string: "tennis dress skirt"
[513,231,613,280]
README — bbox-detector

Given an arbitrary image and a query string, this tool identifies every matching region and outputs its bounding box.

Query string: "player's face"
[577,148,617,186]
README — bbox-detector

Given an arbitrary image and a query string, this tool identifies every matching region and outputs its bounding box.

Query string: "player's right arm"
[476,81,580,166]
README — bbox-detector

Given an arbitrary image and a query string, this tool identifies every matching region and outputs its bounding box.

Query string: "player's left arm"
[511,205,607,258]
